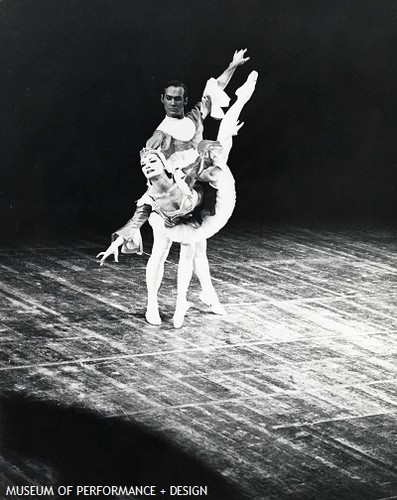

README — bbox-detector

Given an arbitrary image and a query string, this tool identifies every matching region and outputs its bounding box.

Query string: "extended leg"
[173,243,195,328]
[217,70,258,160]
[194,240,226,315]
[145,233,172,325]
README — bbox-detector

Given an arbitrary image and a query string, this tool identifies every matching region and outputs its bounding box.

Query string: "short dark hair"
[163,80,188,98]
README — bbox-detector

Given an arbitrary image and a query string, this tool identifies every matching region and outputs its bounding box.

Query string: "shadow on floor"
[0,392,247,499]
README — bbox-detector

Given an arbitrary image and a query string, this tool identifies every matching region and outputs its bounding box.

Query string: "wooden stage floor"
[0,223,397,499]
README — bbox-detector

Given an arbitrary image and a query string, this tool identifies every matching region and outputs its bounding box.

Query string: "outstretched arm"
[216,49,250,90]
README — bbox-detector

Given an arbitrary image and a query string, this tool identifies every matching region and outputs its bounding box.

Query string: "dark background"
[1,0,397,239]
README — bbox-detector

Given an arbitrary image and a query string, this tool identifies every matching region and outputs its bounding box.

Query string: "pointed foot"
[199,291,226,315]
[173,301,192,329]
[235,70,258,103]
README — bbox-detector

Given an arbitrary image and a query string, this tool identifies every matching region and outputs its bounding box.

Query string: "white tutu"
[149,167,236,243]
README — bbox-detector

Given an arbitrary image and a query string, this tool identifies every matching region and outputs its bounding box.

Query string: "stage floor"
[1,223,397,499]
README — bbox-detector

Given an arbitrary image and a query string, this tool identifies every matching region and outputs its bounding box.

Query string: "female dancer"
[97,70,257,328]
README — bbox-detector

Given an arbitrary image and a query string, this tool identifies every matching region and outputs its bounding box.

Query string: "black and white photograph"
[1,1,397,498]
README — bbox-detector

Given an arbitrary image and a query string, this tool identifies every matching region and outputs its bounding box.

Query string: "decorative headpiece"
[139,147,168,170]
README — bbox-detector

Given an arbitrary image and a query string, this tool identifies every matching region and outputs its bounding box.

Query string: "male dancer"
[145,49,250,317]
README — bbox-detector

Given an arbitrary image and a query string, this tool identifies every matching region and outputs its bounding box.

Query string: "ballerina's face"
[141,153,165,179]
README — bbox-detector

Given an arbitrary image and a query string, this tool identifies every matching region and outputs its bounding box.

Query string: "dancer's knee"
[151,238,171,261]
[194,240,207,258]
[179,243,195,262]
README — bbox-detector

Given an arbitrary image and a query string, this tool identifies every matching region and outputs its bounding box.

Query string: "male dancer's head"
[161,80,188,119]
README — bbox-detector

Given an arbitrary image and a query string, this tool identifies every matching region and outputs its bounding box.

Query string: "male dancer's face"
[161,86,187,119]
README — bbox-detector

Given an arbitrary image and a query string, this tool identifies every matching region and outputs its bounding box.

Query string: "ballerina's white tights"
[145,237,224,328]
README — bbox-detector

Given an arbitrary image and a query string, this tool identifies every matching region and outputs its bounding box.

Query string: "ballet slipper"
[235,70,258,103]
[145,307,162,325]
[173,301,192,329]
[199,291,226,315]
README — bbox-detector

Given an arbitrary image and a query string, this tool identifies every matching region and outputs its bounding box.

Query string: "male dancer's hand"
[230,49,250,68]
[216,48,250,91]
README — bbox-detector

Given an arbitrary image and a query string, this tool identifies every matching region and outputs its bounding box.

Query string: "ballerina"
[97,70,258,328]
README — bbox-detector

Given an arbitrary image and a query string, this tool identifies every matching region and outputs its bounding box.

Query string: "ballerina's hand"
[96,243,119,266]
[231,49,250,68]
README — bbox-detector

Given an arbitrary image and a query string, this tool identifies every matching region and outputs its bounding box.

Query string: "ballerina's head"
[140,148,172,182]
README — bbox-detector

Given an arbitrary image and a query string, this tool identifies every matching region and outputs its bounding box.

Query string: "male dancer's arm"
[216,49,250,90]
[199,49,250,120]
